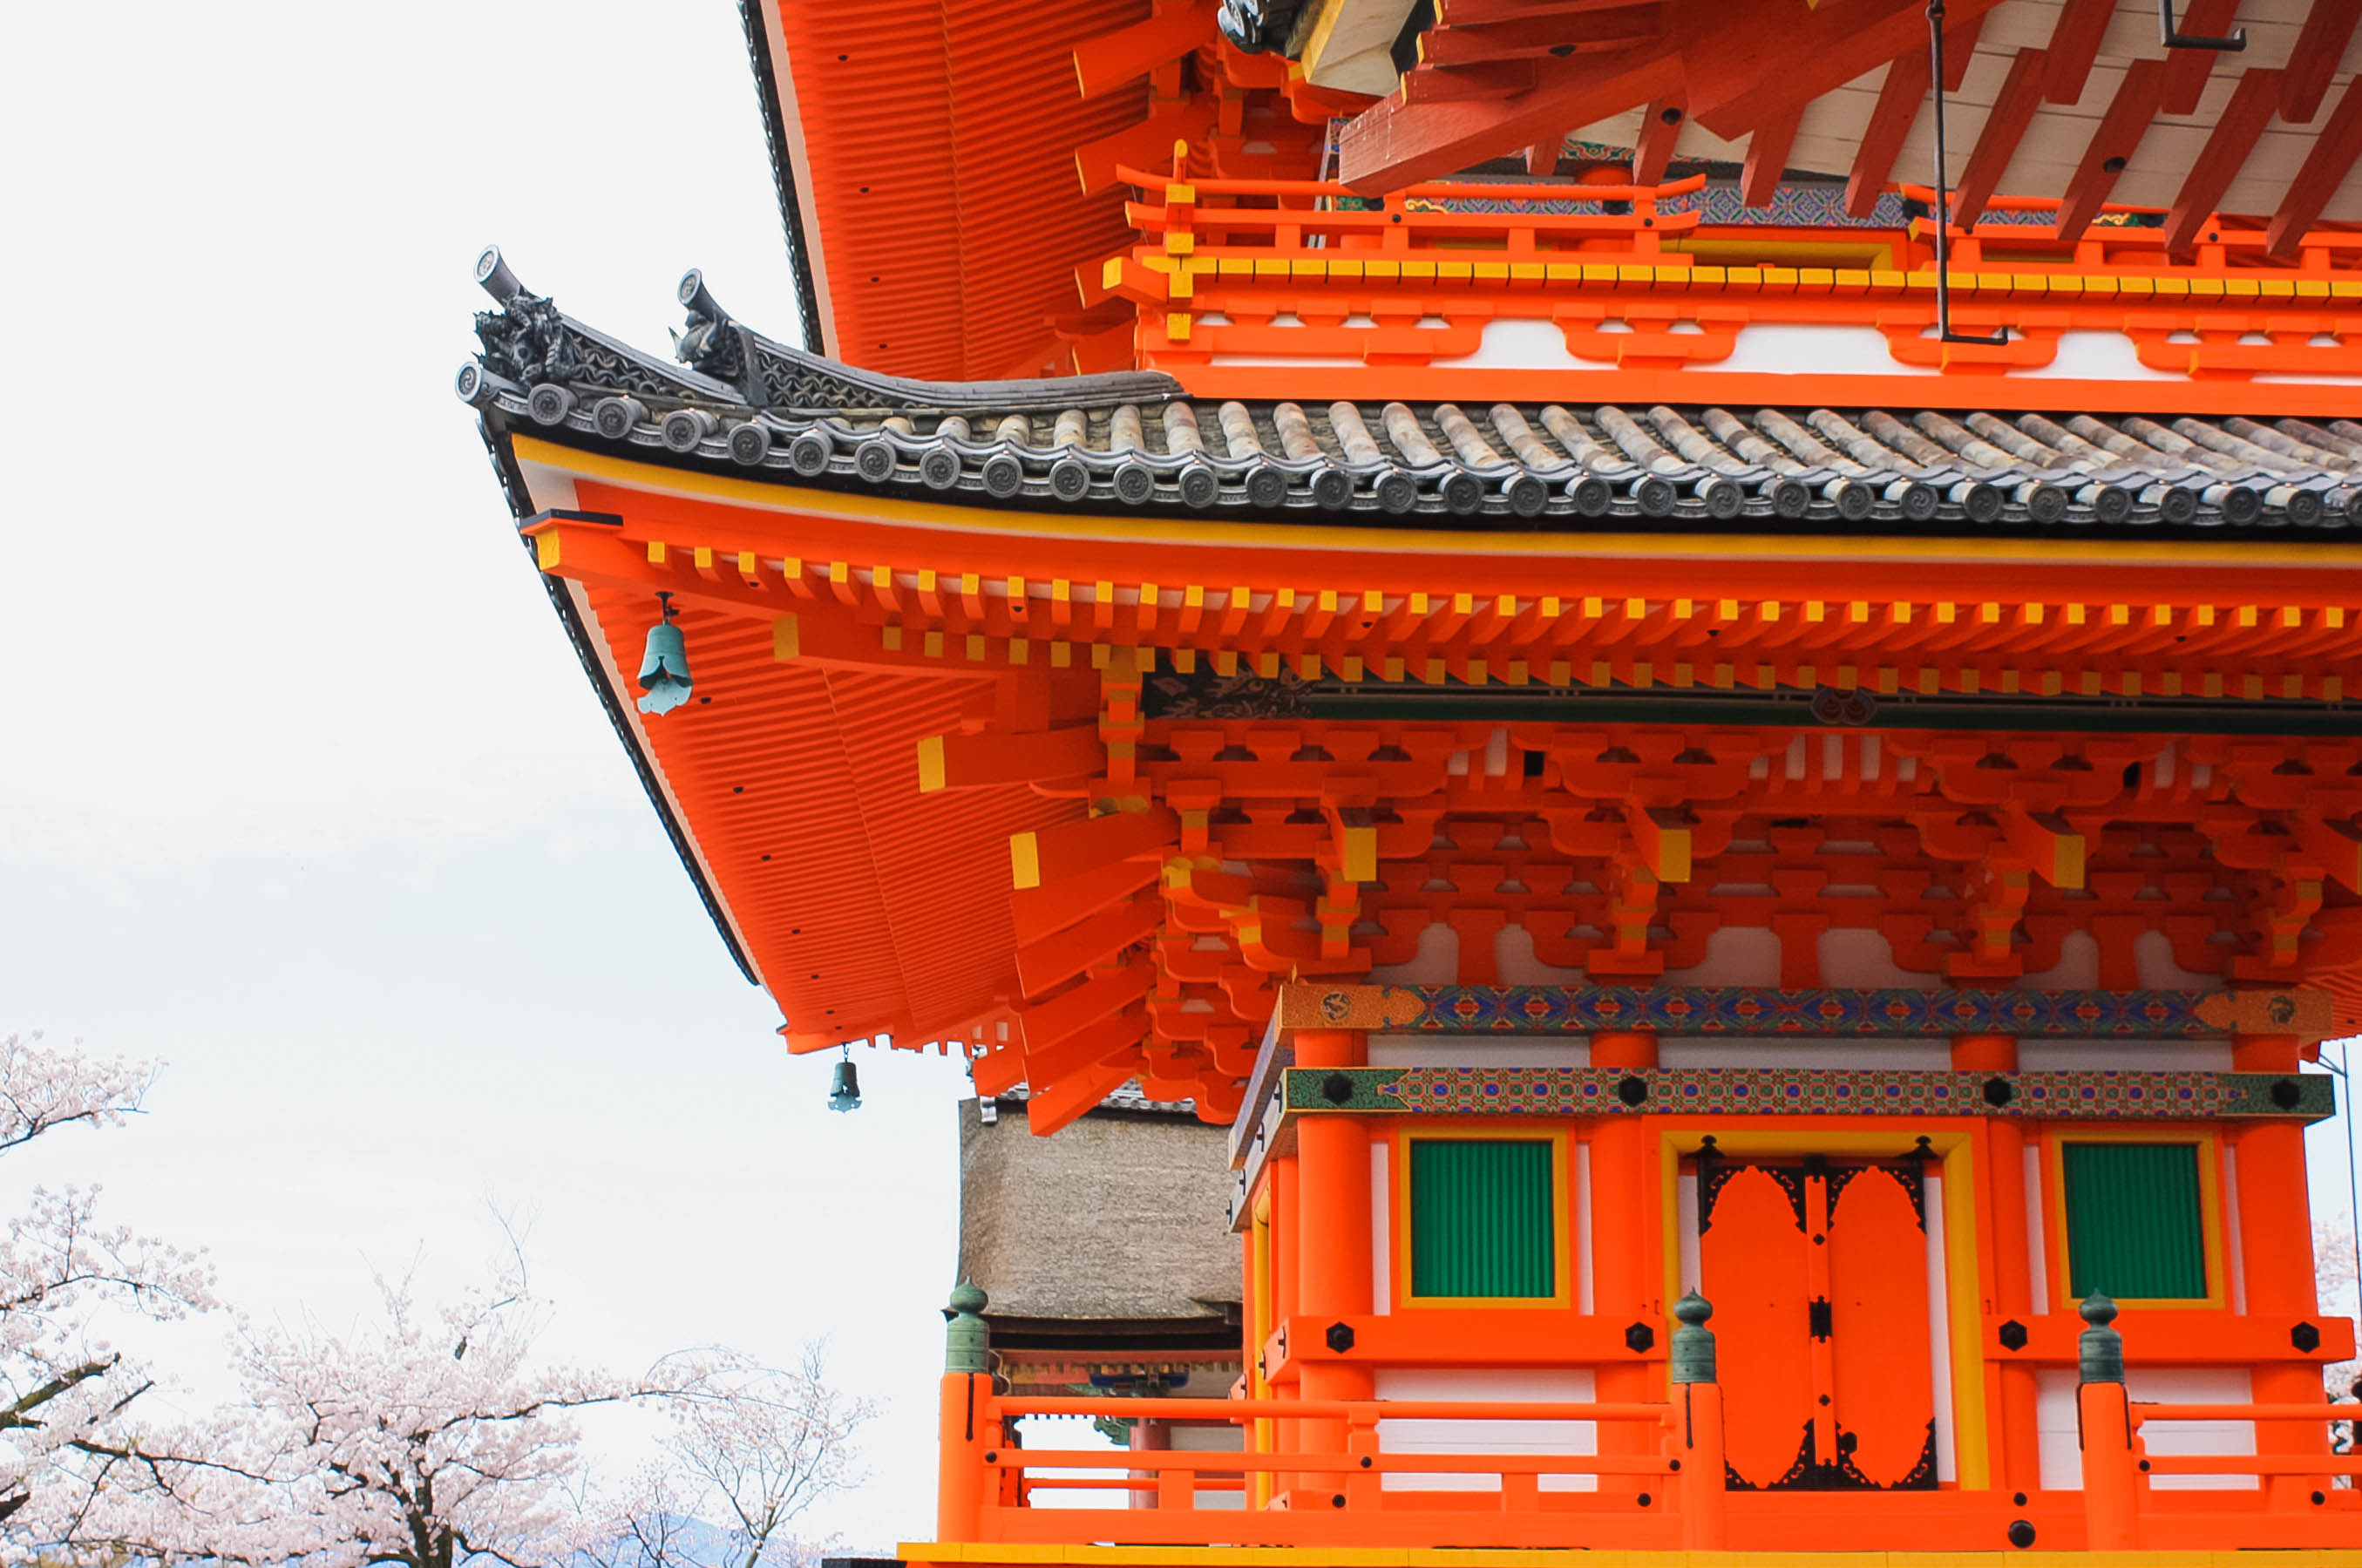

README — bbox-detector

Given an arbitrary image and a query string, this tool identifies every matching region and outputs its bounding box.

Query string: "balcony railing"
[934,1286,2362,1552]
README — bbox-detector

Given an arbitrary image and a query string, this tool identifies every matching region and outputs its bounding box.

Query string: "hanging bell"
[636,594,692,716]
[828,1055,862,1113]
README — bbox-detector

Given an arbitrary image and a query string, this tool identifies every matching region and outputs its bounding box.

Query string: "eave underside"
[500,428,2362,1123]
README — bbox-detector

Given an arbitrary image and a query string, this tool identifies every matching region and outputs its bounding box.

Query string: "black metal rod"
[1928,0,2008,345]
[2159,0,2247,51]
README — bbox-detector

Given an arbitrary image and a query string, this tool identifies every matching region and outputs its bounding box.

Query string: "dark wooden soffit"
[1339,0,2362,259]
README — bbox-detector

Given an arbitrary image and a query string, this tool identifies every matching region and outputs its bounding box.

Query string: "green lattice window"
[2062,1141,2209,1301]
[1408,1138,1556,1299]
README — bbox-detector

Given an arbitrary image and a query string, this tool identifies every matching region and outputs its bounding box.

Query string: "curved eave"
[736,0,827,356]
[479,416,762,988]
[737,0,1149,380]
[492,415,1079,1056]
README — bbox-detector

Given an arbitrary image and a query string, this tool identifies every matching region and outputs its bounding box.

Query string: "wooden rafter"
[1846,48,1933,219]
[2269,74,2362,256]
[1940,10,1983,92]
[1951,47,2048,226]
[1071,0,1216,99]
[2283,0,2362,123]
[1701,0,2008,138]
[1632,99,1686,186]
[2043,0,2117,105]
[1416,4,1666,63]
[1403,60,1538,103]
[2160,0,2245,116]
[2164,67,2283,251]
[2055,59,2166,242]
[1336,0,2015,193]
[1742,107,1800,209]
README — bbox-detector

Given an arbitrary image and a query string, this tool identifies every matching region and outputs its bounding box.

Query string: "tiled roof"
[461,253,2362,533]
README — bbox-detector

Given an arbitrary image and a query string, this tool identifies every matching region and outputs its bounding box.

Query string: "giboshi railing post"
[2076,1292,2139,1551]
[1669,1291,1727,1550]
[939,1280,993,1541]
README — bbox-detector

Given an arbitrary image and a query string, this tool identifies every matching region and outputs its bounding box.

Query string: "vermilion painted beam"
[1846,50,1933,218]
[1071,0,1214,100]
[2043,0,2117,105]
[1015,893,1163,999]
[2160,0,2243,114]
[1941,10,1984,92]
[1951,47,2048,225]
[1742,106,1800,208]
[1402,59,1538,103]
[2269,74,2362,255]
[2282,0,2362,123]
[1439,0,1656,21]
[1632,98,1686,185]
[1416,5,1666,63]
[1339,0,2013,193]
[2055,58,2166,241]
[1337,46,1681,192]
[1704,0,2009,138]
[2164,67,2283,250]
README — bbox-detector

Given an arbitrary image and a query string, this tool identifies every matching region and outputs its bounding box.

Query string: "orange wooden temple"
[465,0,2362,1558]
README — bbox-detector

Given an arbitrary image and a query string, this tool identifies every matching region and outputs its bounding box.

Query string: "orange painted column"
[2229,1032,2331,1509]
[1268,1153,1300,1503]
[1293,1028,1373,1507]
[1590,1029,1660,1499]
[1956,1034,2040,1498]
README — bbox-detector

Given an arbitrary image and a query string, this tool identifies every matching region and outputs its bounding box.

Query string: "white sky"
[0,2,986,1547]
[4,1,2362,1545]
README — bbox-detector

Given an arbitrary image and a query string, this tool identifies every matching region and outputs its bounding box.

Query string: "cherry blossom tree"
[0,1031,216,1555]
[583,1347,873,1568]
[72,1248,703,1568]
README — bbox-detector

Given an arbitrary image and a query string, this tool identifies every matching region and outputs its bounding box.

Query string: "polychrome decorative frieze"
[1280,1067,2332,1122]
[1276,982,2331,1041]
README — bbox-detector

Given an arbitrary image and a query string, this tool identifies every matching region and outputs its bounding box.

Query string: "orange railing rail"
[935,1287,1727,1551]
[938,1286,2362,1552]
[1894,183,2362,272]
[1115,164,1709,258]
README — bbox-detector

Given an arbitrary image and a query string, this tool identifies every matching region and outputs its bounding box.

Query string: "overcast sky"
[5,2,2362,1547]
[0,3,986,1545]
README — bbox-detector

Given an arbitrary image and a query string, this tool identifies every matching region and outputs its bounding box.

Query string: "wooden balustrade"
[935,1285,2362,1552]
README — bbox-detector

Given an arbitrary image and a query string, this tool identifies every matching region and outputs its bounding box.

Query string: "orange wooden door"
[1698,1162,1815,1489]
[1698,1154,1937,1491]
[1825,1162,1938,1488]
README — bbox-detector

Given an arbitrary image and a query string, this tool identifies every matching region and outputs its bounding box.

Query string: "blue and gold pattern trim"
[1277,983,2331,1041]
[1281,1067,2332,1123]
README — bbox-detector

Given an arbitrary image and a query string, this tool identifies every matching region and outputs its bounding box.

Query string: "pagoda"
[464,0,2362,1556]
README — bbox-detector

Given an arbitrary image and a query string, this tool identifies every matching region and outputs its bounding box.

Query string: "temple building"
[465,0,2362,1556]
[958,1088,1245,1475]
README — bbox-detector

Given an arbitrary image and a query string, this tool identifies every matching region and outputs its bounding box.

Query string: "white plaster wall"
[1819,926,1943,988]
[1369,920,1456,984]
[2025,1142,2050,1315]
[2136,928,2223,991]
[1658,1039,1953,1069]
[1368,1035,1591,1068]
[1575,1140,1595,1313]
[1665,926,1782,987]
[2036,1368,2256,1491]
[2018,932,2102,991]
[2018,1040,2234,1070]
[1373,1367,1599,1491]
[1924,1173,1958,1483]
[1370,1141,1391,1315]
[1496,921,1586,985]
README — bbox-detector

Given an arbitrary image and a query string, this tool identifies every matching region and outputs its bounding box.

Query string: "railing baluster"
[2077,1292,2141,1551]
[939,1280,994,1542]
[1669,1291,1727,1551]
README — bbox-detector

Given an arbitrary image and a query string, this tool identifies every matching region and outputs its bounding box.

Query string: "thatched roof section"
[957,1094,1240,1347]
